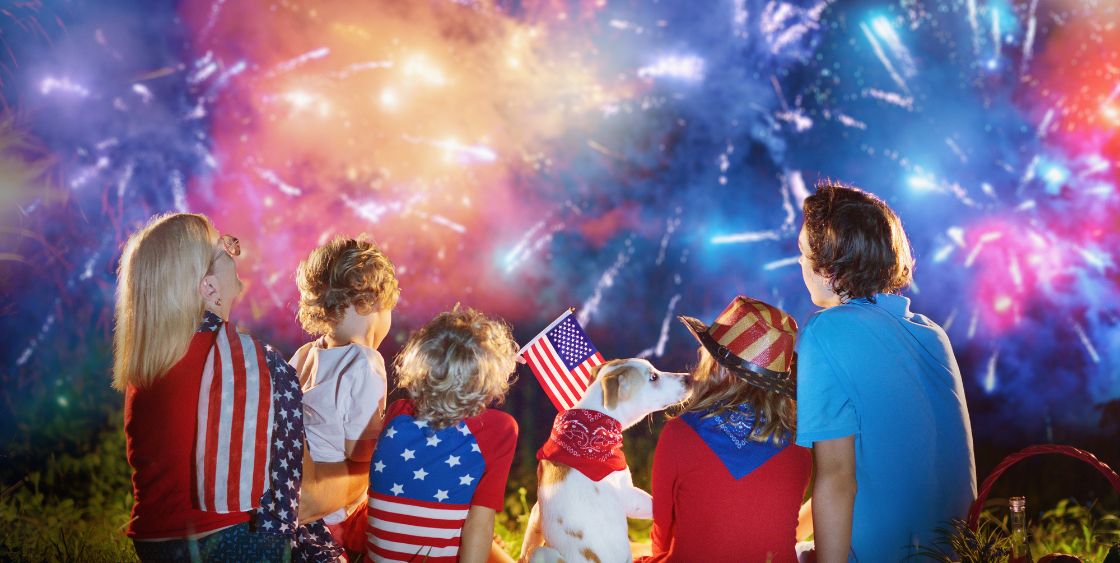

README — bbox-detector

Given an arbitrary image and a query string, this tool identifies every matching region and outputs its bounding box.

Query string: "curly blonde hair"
[675,348,797,445]
[296,237,400,336]
[394,306,518,430]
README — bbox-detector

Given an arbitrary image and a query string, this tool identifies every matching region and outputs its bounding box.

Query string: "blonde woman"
[113,213,359,561]
[638,296,813,563]
[366,306,519,563]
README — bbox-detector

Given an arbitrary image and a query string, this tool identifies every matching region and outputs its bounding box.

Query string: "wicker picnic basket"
[966,444,1120,533]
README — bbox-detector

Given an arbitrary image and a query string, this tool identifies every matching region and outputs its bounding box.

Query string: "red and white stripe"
[194,323,274,513]
[366,491,470,563]
[520,311,604,411]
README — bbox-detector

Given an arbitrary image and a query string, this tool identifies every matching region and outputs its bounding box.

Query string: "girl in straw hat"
[637,296,813,563]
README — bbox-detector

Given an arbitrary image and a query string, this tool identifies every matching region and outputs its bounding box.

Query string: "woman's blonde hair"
[113,213,219,390]
[296,237,400,336]
[676,348,797,445]
[395,306,518,429]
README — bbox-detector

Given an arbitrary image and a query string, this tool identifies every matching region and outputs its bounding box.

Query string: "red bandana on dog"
[536,409,626,481]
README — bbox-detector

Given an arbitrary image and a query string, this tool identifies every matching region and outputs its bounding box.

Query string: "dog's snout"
[664,371,693,387]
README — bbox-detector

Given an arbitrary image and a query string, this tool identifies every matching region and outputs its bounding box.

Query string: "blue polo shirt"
[796,294,977,562]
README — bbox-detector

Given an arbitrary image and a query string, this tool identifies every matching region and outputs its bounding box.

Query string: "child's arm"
[297,446,369,523]
[460,505,498,563]
[342,354,387,464]
[345,438,375,463]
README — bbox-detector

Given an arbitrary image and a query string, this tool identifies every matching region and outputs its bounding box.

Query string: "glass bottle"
[1103,542,1120,563]
[1008,496,1033,563]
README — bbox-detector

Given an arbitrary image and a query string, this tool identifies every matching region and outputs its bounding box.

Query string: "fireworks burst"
[2,0,1118,441]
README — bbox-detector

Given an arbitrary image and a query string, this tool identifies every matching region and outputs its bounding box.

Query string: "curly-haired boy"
[290,236,400,554]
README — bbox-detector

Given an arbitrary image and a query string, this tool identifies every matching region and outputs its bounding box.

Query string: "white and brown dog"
[520,359,691,563]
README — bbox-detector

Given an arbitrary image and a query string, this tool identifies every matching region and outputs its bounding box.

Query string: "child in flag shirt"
[291,237,400,556]
[367,306,519,563]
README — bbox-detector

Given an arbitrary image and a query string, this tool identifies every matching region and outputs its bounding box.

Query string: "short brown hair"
[394,306,518,429]
[802,181,914,301]
[296,237,400,336]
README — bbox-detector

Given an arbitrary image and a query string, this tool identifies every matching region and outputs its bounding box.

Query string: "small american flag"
[520,310,604,411]
[195,321,274,513]
[367,416,486,562]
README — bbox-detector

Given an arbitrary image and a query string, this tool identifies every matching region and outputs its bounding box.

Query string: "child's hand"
[515,354,527,365]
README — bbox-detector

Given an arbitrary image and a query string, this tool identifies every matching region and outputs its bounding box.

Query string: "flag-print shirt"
[366,399,517,562]
[124,311,304,539]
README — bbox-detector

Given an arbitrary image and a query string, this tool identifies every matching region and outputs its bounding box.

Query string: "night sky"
[2,0,1118,446]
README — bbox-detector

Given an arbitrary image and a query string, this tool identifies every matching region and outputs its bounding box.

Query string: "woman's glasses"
[209,234,241,270]
[218,235,241,258]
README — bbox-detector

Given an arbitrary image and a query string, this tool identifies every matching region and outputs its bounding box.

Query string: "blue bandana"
[680,403,790,479]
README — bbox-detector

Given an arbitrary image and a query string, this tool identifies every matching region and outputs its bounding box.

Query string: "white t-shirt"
[291,339,387,524]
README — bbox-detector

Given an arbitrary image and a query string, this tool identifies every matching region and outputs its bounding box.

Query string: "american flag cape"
[366,416,487,562]
[191,312,304,537]
[519,310,604,411]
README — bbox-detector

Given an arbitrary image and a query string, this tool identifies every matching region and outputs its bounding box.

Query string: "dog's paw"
[528,545,566,563]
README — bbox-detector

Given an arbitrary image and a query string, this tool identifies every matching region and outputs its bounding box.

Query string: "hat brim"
[678,315,710,346]
[677,314,796,398]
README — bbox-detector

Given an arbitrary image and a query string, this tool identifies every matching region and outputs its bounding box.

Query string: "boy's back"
[796,294,977,560]
[292,340,387,522]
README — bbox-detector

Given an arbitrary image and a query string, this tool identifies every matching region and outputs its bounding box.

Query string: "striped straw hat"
[678,296,799,397]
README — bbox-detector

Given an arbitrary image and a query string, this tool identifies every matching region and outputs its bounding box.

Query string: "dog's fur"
[520,359,691,563]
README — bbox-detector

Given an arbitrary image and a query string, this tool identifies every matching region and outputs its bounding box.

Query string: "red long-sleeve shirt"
[640,418,812,563]
[124,330,249,538]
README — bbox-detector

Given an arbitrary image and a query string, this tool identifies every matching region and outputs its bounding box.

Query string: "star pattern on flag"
[291,519,344,562]
[198,311,223,333]
[371,414,488,504]
[547,316,597,370]
[522,311,605,411]
[253,346,304,537]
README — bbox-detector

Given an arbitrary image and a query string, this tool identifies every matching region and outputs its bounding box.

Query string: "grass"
[0,422,136,562]
[915,501,1120,562]
[2,413,1118,562]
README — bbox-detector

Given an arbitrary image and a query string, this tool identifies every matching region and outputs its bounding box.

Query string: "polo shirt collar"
[851,293,912,319]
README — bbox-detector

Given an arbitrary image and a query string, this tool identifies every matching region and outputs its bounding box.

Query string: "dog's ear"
[599,366,620,410]
[614,366,641,405]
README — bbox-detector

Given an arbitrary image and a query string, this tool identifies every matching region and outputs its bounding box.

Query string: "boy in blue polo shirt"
[795,182,976,562]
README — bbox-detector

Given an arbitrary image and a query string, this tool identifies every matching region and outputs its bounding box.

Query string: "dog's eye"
[649,372,659,382]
